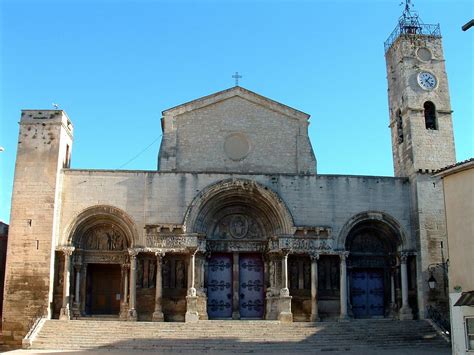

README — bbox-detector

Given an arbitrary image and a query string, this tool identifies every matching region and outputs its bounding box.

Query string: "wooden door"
[239,254,264,319]
[87,264,121,315]
[207,254,233,319]
[351,269,384,318]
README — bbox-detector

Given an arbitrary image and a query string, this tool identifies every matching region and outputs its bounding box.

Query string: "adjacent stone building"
[1,5,458,343]
[436,159,474,355]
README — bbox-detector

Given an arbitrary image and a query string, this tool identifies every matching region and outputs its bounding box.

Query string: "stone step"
[28,319,450,351]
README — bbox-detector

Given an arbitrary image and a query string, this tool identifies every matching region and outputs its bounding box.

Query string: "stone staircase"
[26,319,449,352]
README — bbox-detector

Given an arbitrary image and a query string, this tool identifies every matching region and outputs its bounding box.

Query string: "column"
[278,249,293,322]
[280,250,289,296]
[185,249,199,322]
[399,253,413,320]
[74,264,81,306]
[128,249,138,321]
[232,252,240,319]
[389,269,396,317]
[339,251,349,321]
[310,252,320,322]
[152,251,165,321]
[120,264,129,320]
[59,246,75,320]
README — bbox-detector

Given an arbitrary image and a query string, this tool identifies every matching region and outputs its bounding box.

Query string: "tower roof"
[384,0,441,53]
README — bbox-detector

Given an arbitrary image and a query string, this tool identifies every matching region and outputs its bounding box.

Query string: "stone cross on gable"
[232,72,242,86]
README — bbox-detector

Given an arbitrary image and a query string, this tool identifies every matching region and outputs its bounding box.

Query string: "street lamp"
[428,272,437,290]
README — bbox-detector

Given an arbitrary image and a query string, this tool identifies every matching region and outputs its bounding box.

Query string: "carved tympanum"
[82,224,127,251]
[211,214,264,240]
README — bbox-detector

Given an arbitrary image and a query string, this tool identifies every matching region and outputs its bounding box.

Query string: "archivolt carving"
[65,205,137,248]
[183,179,295,236]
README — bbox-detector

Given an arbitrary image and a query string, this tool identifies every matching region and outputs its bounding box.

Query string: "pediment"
[162,86,310,121]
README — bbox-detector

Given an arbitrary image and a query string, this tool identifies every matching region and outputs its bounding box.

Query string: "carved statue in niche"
[303,261,311,289]
[148,259,156,288]
[175,260,186,289]
[268,259,276,287]
[211,214,264,240]
[82,224,127,251]
[289,260,298,289]
[162,259,170,288]
[329,259,339,290]
[136,259,144,287]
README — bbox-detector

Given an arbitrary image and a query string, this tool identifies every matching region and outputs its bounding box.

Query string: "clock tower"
[385,1,455,177]
[384,1,456,319]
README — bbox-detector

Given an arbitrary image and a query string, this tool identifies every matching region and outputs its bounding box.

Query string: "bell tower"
[385,0,455,177]
[384,1,455,319]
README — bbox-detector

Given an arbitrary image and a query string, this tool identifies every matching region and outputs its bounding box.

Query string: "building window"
[466,317,474,350]
[424,101,437,130]
[397,109,404,143]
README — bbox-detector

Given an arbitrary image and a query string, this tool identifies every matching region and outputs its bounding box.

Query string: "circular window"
[417,47,432,62]
[224,133,250,161]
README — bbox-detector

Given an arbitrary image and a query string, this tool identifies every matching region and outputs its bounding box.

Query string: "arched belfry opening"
[183,179,295,320]
[55,206,137,319]
[341,213,416,320]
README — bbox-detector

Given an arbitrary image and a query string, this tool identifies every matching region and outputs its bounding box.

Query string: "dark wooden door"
[239,254,264,319]
[207,254,233,319]
[351,269,384,318]
[87,264,121,315]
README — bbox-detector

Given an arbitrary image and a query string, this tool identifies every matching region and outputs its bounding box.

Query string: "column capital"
[121,263,130,271]
[155,250,166,259]
[187,247,198,255]
[281,248,291,257]
[128,248,139,259]
[400,252,409,263]
[58,246,75,256]
[339,251,349,260]
[309,252,320,261]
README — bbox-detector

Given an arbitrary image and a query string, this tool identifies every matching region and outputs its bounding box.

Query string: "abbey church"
[2,4,457,342]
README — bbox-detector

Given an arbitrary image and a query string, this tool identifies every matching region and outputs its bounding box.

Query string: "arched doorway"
[63,205,136,318]
[184,179,295,320]
[344,218,401,318]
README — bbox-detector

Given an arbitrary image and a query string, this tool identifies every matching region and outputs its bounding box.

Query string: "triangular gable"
[162,86,310,121]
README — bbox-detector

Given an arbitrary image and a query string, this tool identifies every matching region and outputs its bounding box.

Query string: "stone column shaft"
[152,252,165,321]
[185,249,199,322]
[399,253,413,320]
[128,250,138,320]
[59,247,74,320]
[339,252,349,321]
[281,252,289,296]
[310,253,320,321]
[278,250,292,322]
[74,265,81,304]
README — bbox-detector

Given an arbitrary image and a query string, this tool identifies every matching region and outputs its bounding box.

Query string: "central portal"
[207,253,264,319]
[86,264,121,315]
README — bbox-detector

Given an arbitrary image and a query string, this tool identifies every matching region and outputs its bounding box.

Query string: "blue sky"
[0,0,473,223]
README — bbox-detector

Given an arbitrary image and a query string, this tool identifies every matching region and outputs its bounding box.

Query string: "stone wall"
[2,111,73,341]
[158,87,316,174]
[58,170,412,251]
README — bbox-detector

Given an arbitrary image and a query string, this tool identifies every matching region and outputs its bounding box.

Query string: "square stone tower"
[384,3,455,318]
[2,110,73,341]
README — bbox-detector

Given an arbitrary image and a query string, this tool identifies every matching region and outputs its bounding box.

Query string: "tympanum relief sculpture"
[82,224,127,251]
[210,214,265,240]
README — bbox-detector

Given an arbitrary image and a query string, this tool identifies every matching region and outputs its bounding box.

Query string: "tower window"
[397,109,404,143]
[424,101,437,130]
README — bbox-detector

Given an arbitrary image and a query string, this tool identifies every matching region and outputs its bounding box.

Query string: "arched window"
[397,109,404,143]
[424,101,437,130]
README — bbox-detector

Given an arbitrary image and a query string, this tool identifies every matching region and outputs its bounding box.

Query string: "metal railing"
[384,23,441,53]
[427,305,451,337]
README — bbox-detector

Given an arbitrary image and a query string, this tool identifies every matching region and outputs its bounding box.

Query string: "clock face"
[417,72,437,90]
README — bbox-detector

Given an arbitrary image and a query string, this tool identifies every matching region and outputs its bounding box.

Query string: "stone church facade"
[2,7,456,342]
